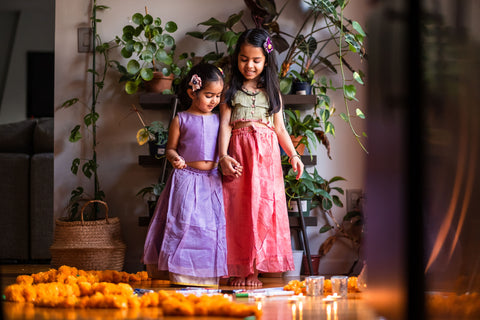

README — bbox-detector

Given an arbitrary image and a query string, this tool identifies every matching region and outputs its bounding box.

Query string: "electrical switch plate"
[77,27,93,53]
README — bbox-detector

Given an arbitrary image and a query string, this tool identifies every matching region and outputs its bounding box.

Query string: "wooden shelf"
[282,94,316,110]
[138,155,166,167]
[139,93,178,110]
[289,216,317,228]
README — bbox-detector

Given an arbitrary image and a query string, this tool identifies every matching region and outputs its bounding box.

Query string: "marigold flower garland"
[3,265,261,318]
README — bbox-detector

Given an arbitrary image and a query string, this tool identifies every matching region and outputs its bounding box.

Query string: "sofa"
[0,117,53,262]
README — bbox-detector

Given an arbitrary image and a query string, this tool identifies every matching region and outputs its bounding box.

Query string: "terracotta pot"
[302,254,321,275]
[144,71,174,93]
[290,135,306,155]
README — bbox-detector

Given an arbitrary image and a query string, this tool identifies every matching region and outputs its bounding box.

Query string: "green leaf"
[126,60,140,74]
[131,13,143,25]
[140,50,153,62]
[186,31,203,39]
[165,21,178,33]
[84,112,99,127]
[61,98,79,108]
[279,77,292,94]
[163,35,175,47]
[140,68,154,81]
[319,225,333,233]
[82,161,94,179]
[225,11,243,29]
[322,198,333,210]
[69,125,82,142]
[71,158,80,175]
[352,20,366,37]
[155,49,173,65]
[343,84,357,101]
[356,108,365,119]
[125,81,138,94]
[353,71,364,85]
[339,112,348,122]
[198,17,223,27]
[143,14,153,25]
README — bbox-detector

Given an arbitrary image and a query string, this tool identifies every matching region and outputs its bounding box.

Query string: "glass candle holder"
[305,276,324,296]
[331,276,348,298]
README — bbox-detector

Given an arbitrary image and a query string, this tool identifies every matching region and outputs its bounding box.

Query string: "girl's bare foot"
[245,273,263,287]
[229,277,246,286]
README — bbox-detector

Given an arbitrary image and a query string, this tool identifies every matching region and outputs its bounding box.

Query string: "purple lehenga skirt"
[142,166,227,286]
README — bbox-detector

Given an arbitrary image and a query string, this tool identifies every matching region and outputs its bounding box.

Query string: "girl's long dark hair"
[178,63,224,109]
[224,28,281,114]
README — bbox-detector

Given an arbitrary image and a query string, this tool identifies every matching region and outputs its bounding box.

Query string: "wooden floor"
[1,264,379,320]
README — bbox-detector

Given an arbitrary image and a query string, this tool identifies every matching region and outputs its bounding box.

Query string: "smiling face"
[237,43,266,82]
[189,79,224,114]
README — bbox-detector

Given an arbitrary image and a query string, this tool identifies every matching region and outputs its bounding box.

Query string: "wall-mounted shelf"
[139,93,177,110]
[282,94,316,110]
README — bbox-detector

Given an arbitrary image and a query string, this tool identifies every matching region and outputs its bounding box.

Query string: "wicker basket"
[50,200,126,271]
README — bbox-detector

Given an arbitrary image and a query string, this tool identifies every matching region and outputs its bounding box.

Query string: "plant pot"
[302,254,321,275]
[284,250,304,277]
[287,198,311,216]
[290,135,306,155]
[292,81,312,95]
[144,71,174,93]
[147,200,157,218]
[148,141,166,156]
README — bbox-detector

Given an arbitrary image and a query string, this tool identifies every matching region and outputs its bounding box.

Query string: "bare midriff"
[186,161,218,171]
[232,120,270,130]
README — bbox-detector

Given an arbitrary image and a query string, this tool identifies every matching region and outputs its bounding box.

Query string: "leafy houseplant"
[136,182,166,217]
[114,9,193,95]
[133,105,168,155]
[186,11,244,75]
[248,0,368,151]
[284,109,321,156]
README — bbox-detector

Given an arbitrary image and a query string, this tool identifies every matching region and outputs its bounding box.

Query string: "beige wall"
[54,0,370,272]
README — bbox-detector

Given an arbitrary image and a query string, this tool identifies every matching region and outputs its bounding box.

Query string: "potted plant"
[114,9,193,95]
[186,11,244,73]
[133,105,168,156]
[284,109,321,156]
[136,182,166,217]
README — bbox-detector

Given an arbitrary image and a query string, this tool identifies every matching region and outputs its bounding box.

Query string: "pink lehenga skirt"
[222,125,294,277]
[142,166,227,286]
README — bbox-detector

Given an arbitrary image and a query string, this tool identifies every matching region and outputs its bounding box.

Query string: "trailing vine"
[61,0,112,221]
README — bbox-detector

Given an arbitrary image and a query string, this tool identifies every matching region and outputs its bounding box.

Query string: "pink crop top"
[229,90,274,127]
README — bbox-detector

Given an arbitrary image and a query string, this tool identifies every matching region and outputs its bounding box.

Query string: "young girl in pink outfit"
[219,29,304,287]
[143,63,227,287]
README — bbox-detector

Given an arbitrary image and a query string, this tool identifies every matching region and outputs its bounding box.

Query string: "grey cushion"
[0,153,30,260]
[0,119,36,154]
[33,117,54,153]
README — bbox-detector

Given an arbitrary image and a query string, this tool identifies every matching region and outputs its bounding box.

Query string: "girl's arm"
[218,102,242,177]
[165,115,187,169]
[273,107,304,180]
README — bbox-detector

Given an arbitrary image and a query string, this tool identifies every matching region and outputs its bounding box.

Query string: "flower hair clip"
[189,74,202,92]
[263,37,273,54]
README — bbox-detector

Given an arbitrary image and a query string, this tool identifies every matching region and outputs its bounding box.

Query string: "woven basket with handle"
[50,200,126,271]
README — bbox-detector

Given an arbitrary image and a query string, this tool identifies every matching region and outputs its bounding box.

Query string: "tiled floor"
[1,264,379,320]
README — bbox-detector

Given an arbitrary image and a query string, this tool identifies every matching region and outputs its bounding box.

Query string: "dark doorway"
[27,51,54,118]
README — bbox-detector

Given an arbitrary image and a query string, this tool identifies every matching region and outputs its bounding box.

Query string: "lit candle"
[326,303,331,320]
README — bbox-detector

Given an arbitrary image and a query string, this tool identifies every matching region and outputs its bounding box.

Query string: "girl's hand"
[172,155,187,169]
[220,155,243,178]
[290,155,304,180]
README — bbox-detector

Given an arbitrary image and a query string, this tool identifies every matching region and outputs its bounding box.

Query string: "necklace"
[241,87,260,111]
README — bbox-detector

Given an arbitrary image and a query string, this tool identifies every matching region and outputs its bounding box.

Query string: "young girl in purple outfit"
[143,63,227,286]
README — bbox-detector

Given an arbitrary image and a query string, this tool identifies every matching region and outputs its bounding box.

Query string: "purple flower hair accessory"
[189,74,202,92]
[263,37,273,54]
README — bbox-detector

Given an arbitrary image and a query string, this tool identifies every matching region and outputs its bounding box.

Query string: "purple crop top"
[176,111,219,162]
